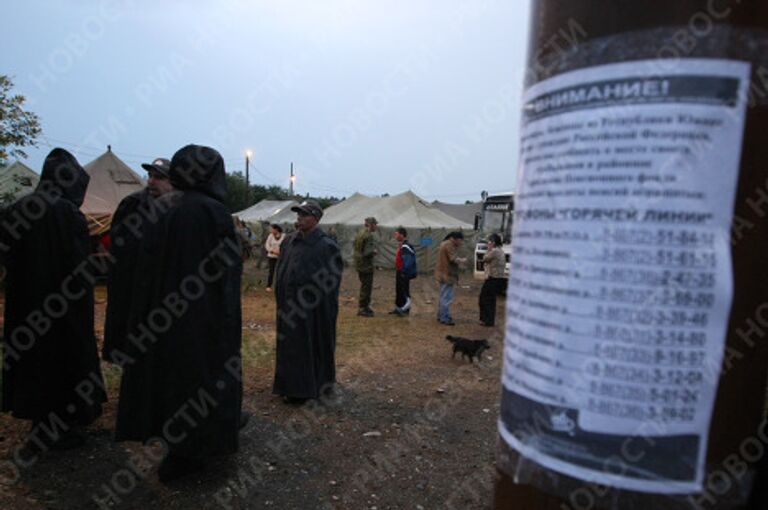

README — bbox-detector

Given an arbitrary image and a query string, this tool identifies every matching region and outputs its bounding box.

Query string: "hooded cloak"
[102,188,154,362]
[273,227,342,399]
[115,145,243,458]
[1,148,106,424]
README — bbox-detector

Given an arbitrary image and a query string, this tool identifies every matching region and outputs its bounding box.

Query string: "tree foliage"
[0,75,42,167]
[224,172,340,213]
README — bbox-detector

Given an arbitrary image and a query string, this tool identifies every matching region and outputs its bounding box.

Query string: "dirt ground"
[0,263,506,510]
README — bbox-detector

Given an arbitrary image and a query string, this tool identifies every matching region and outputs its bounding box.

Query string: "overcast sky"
[2,0,529,202]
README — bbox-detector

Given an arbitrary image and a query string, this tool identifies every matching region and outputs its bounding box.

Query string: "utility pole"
[494,2,768,509]
[289,162,295,196]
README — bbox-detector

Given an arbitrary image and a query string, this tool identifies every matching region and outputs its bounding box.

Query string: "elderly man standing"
[434,231,467,326]
[354,216,377,317]
[103,157,173,363]
[273,200,342,404]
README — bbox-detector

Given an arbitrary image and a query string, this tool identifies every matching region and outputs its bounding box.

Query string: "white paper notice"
[499,59,750,494]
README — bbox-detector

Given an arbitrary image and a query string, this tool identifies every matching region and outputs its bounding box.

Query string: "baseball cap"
[141,157,171,178]
[291,200,323,219]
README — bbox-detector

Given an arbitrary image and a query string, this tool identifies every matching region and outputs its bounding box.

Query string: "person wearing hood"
[273,200,342,404]
[1,148,106,449]
[102,157,173,363]
[114,145,245,482]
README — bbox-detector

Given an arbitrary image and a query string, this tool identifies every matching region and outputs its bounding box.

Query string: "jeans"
[437,283,454,322]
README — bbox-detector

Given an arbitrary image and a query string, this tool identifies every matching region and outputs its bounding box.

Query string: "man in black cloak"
[102,157,173,363]
[273,200,342,404]
[115,144,244,482]
[1,148,106,449]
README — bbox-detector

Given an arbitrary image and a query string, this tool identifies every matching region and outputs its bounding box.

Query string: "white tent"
[319,191,474,271]
[0,161,39,206]
[234,199,300,225]
[321,191,472,229]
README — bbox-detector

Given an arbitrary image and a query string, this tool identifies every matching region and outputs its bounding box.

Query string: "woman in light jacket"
[265,223,284,291]
[478,233,506,327]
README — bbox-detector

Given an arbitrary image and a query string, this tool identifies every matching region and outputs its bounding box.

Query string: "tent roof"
[234,199,300,224]
[431,200,482,226]
[320,191,472,229]
[81,149,144,216]
[0,161,39,201]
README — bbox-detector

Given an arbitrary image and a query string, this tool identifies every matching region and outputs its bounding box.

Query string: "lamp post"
[245,149,252,187]
[289,162,296,196]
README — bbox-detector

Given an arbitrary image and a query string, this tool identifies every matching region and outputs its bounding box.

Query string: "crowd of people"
[0,146,341,482]
[0,146,504,483]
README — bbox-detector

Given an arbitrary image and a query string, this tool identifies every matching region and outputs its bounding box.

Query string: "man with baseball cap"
[273,200,343,404]
[102,156,174,363]
[141,157,173,197]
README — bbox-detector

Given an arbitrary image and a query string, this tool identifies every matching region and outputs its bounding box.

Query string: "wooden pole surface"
[495,2,768,509]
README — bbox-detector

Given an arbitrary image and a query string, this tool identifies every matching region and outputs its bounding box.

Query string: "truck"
[473,191,514,280]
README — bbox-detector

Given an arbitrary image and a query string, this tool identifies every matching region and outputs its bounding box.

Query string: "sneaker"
[158,454,206,483]
[265,287,273,292]
[443,319,456,326]
[387,309,399,315]
[357,309,374,317]
[395,309,409,317]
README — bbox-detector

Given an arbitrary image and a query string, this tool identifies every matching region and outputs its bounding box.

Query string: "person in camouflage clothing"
[354,217,378,316]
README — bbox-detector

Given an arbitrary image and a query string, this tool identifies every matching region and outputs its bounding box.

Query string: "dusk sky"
[2,0,529,202]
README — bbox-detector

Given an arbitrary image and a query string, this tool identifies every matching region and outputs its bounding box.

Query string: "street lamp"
[245,149,252,186]
[290,162,296,196]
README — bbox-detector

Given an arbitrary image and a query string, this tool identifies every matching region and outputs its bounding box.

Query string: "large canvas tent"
[81,148,144,235]
[318,191,475,272]
[234,199,300,225]
[0,161,39,206]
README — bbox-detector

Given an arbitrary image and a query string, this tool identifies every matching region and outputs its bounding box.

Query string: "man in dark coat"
[273,200,342,404]
[114,145,244,482]
[102,157,173,362]
[1,148,106,448]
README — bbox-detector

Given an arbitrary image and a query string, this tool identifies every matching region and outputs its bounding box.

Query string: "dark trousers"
[358,271,373,310]
[479,277,506,326]
[267,257,278,287]
[395,271,411,311]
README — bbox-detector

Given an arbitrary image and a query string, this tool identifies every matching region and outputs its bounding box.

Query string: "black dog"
[446,335,490,363]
